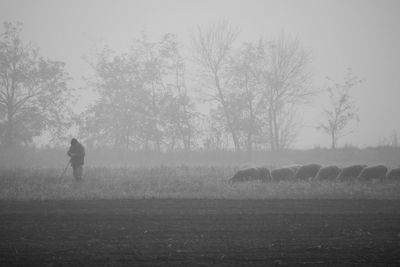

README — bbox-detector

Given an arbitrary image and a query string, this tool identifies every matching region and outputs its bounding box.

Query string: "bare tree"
[192,21,241,151]
[81,47,147,149]
[81,33,198,151]
[256,35,313,151]
[227,43,262,152]
[161,39,198,151]
[0,22,72,147]
[317,69,363,149]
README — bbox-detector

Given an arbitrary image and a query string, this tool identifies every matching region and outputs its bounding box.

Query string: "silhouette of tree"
[81,34,198,151]
[0,22,72,147]
[317,69,363,149]
[256,35,313,151]
[192,21,241,151]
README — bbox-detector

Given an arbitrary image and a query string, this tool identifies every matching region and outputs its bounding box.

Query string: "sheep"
[257,167,272,182]
[230,167,271,183]
[385,168,400,181]
[294,164,322,181]
[315,165,341,181]
[357,165,388,180]
[336,164,367,181]
[284,164,302,175]
[271,167,296,182]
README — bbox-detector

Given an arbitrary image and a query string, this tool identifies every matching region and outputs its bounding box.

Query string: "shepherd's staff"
[59,160,70,180]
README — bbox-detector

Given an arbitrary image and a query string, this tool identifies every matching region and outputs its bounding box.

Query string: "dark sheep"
[357,165,388,180]
[336,165,367,181]
[284,164,302,175]
[294,164,322,180]
[230,167,271,183]
[386,168,400,180]
[257,167,272,182]
[230,168,257,183]
[271,167,295,182]
[315,165,341,181]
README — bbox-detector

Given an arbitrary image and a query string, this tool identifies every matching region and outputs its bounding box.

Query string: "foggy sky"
[1,0,399,149]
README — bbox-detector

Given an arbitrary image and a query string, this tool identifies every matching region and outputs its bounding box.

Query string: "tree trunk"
[3,97,16,147]
[214,74,240,151]
[272,109,280,151]
[151,81,161,152]
[181,104,192,151]
[268,98,276,152]
[331,131,336,149]
[245,75,254,153]
[4,112,14,147]
[247,133,253,153]
[3,71,16,147]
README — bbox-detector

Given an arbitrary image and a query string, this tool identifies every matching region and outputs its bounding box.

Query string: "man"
[67,138,85,181]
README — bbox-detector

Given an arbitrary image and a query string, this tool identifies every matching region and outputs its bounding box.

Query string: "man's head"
[71,138,78,145]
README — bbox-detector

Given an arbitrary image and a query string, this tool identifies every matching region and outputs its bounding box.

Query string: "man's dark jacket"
[68,142,85,166]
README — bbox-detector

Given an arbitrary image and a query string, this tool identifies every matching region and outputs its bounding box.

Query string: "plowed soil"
[1,199,400,266]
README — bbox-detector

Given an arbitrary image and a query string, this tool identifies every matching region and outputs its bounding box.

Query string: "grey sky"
[1,0,399,148]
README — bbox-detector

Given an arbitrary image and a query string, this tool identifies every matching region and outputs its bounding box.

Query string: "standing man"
[67,138,85,181]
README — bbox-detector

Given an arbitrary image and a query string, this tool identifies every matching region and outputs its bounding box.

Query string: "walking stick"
[59,160,70,180]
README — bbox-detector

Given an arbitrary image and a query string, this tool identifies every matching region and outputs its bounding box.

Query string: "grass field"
[1,166,400,200]
[2,166,400,265]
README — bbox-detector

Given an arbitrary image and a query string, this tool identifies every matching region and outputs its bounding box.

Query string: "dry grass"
[0,166,399,200]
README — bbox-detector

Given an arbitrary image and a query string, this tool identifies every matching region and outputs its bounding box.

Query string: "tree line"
[0,21,362,151]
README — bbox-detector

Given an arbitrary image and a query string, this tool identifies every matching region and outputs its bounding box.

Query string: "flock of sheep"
[230,164,400,183]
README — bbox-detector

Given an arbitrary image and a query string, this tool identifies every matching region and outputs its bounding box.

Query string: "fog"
[2,3,400,265]
[1,0,400,150]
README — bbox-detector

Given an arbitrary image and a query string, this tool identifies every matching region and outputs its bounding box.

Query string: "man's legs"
[72,164,83,181]
[77,165,83,180]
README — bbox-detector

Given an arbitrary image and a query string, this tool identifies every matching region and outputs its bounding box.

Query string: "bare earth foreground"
[1,199,400,266]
